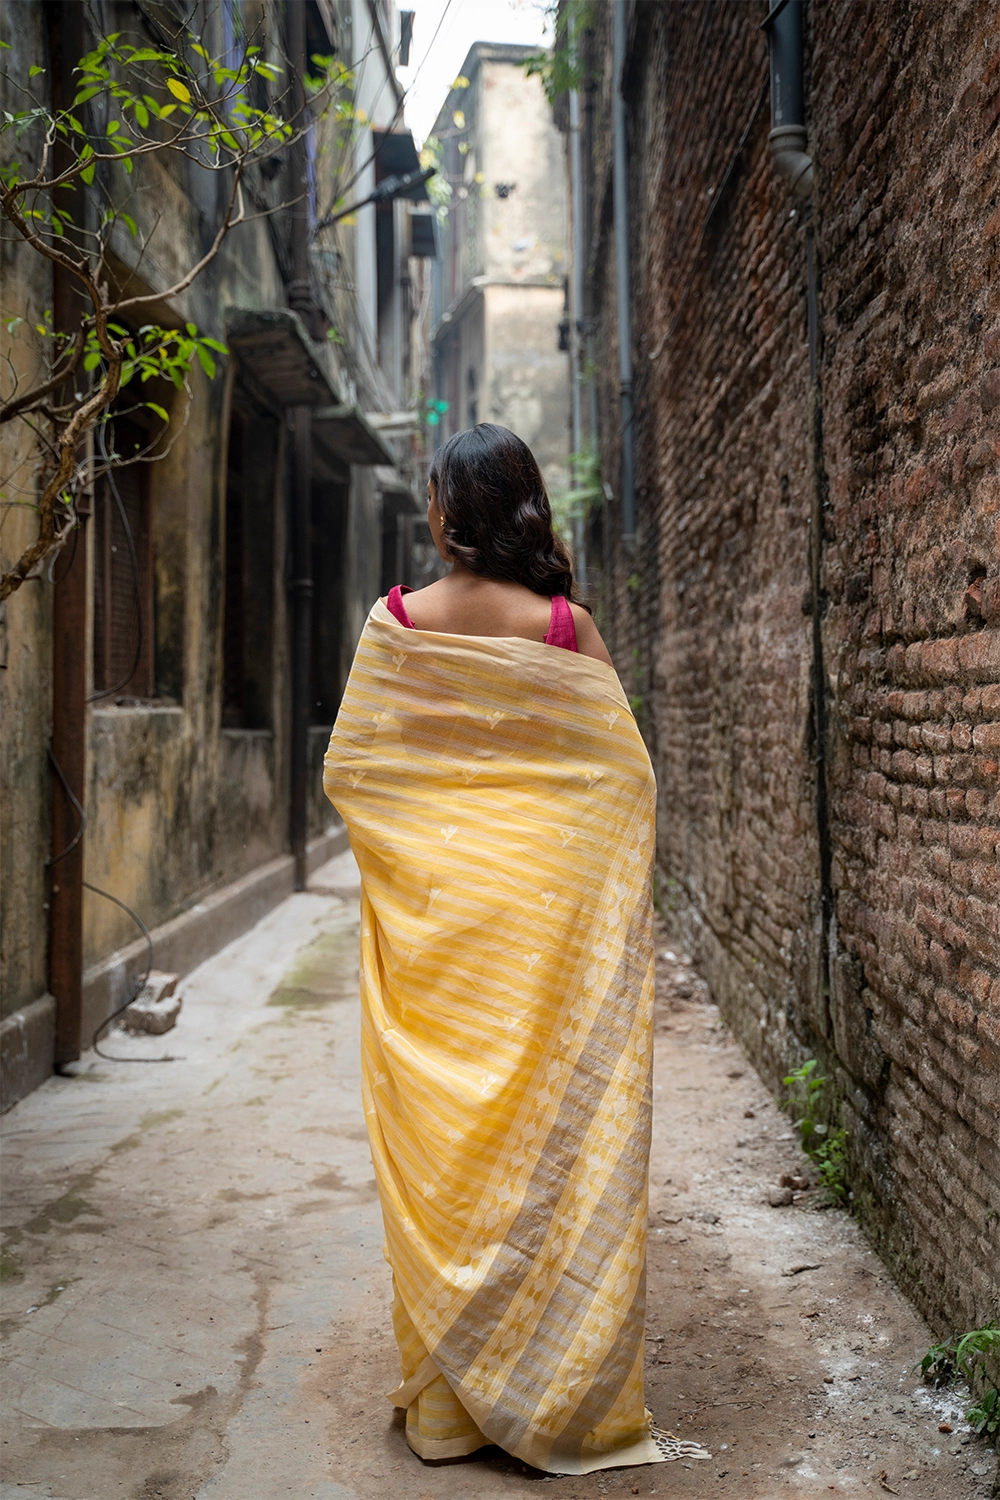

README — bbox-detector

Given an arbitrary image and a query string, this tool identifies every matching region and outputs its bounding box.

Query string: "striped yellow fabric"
[324,601,662,1475]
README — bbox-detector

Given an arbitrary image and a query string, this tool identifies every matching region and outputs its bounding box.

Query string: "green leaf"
[83,350,102,372]
[80,162,96,185]
[120,212,137,238]
[196,346,216,378]
[185,322,198,337]
[199,337,228,354]
[106,119,120,135]
[145,402,169,422]
[159,104,176,119]
[29,66,45,79]
[134,101,149,128]
[73,86,103,105]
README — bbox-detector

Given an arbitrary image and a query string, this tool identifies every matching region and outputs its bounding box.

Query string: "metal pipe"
[763,0,814,199]
[612,0,635,546]
[48,0,89,1066]
[567,17,586,591]
[287,2,312,892]
[288,408,313,892]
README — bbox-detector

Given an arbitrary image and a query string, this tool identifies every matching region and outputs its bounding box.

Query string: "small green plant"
[815,1126,849,1205]
[784,1059,827,1152]
[920,1324,1000,1438]
[782,1059,849,1205]
[522,0,595,105]
[967,1385,999,1438]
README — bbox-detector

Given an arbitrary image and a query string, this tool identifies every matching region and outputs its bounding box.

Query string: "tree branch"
[0,329,86,425]
[113,165,245,311]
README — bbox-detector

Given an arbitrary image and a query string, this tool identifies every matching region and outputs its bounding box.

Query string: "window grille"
[92,417,154,699]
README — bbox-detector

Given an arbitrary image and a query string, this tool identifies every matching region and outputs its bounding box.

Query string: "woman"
[324,424,709,1476]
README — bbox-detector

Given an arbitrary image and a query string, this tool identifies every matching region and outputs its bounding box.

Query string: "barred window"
[92,417,154,700]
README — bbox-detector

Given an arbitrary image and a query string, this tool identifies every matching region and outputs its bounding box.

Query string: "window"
[222,394,279,728]
[92,416,154,699]
[467,365,478,428]
[310,476,349,725]
[376,199,395,368]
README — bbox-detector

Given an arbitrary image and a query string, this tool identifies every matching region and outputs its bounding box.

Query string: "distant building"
[427,43,569,496]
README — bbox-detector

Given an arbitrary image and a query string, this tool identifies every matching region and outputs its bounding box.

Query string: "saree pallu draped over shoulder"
[324,600,663,1475]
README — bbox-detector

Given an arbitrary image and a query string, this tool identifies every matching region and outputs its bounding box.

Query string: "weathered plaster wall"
[74,0,347,967]
[431,45,570,489]
[479,56,567,288]
[0,0,55,1022]
[486,284,569,491]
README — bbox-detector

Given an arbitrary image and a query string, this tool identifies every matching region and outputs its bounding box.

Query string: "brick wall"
[583,0,999,1336]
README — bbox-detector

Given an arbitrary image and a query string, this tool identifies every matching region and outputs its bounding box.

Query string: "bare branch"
[113,165,245,312]
[0,330,86,424]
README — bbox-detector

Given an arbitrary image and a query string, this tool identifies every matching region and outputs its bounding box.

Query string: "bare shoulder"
[570,604,616,668]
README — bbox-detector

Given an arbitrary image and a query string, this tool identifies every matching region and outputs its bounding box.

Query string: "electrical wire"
[84,881,178,1063]
[317,0,458,225]
[45,746,176,1062]
[45,746,85,869]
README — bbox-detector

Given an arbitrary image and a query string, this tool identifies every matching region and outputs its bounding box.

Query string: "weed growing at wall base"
[783,1059,849,1205]
[920,1324,1000,1439]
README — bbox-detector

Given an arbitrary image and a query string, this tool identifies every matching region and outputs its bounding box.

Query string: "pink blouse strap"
[386,584,415,629]
[545,594,578,652]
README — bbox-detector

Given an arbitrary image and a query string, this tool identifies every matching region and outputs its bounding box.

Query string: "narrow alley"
[2,0,998,1494]
[2,851,991,1500]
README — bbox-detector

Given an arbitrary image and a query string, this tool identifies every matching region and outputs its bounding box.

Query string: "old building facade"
[1,0,434,1105]
[577,0,999,1339]
[428,42,570,497]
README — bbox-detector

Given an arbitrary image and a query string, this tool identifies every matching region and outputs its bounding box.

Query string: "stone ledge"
[0,826,349,1111]
[0,994,56,1113]
[80,825,350,1044]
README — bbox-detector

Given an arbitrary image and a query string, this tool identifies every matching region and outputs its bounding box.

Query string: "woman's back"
[397,575,614,665]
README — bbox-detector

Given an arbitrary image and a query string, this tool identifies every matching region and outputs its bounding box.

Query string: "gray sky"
[398,0,553,145]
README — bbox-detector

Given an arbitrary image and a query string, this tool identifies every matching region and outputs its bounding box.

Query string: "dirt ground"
[1,859,996,1500]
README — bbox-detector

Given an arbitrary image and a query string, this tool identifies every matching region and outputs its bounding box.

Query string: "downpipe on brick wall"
[612,0,636,547]
[763,0,814,199]
[765,0,833,1033]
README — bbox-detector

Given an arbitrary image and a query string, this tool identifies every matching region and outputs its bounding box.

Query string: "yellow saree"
[324,601,690,1475]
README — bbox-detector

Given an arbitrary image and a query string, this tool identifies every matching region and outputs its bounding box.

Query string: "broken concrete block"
[121,972,182,1035]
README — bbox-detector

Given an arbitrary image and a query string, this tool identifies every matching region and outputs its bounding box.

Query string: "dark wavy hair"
[428,423,588,606]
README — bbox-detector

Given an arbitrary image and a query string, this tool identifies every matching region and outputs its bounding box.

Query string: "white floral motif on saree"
[324,600,695,1475]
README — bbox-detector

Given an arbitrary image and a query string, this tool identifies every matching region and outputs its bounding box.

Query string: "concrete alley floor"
[1,850,996,1500]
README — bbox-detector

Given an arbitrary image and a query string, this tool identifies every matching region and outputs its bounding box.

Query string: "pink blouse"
[386,585,578,652]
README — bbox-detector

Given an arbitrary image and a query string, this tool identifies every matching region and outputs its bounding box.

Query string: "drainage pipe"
[763,0,814,199]
[287,0,313,892]
[48,0,90,1065]
[567,18,587,590]
[612,0,635,546]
